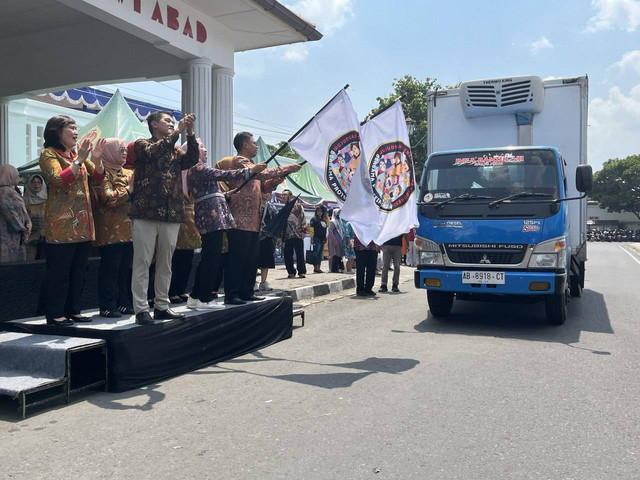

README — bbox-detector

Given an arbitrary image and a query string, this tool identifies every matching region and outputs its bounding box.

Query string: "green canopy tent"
[255,137,337,207]
[18,89,149,180]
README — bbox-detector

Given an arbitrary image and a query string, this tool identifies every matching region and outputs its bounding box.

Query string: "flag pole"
[228,84,350,196]
[360,97,403,126]
[261,83,350,166]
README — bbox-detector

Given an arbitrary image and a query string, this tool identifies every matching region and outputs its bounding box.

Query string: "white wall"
[8,99,94,168]
[588,202,640,229]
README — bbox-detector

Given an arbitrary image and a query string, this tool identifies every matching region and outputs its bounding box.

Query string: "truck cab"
[414,76,592,324]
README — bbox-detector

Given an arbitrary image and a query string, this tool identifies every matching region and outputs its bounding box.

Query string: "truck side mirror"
[576,164,592,192]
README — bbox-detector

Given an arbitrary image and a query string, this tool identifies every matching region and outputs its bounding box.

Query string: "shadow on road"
[399,289,612,348]
[86,383,165,412]
[191,354,420,389]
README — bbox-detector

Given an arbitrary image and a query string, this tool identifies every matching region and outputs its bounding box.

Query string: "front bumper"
[414,268,566,295]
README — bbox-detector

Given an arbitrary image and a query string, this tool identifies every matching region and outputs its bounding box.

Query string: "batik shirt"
[130,132,198,223]
[187,163,249,235]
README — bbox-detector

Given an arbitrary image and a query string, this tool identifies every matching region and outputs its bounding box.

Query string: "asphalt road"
[1,242,639,479]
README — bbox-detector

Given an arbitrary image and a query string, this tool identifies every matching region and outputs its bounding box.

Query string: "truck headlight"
[528,236,566,269]
[415,236,444,265]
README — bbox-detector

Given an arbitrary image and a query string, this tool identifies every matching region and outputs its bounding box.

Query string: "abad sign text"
[117,0,207,43]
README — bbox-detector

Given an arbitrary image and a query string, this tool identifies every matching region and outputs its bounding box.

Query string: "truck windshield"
[422,149,559,203]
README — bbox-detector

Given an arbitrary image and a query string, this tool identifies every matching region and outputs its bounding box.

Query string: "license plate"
[461,271,505,284]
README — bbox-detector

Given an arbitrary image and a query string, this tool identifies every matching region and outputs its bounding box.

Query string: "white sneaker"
[195,300,224,311]
[254,282,259,292]
[186,296,199,309]
[259,281,273,292]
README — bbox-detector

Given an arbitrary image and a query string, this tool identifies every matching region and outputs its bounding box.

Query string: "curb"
[285,277,356,302]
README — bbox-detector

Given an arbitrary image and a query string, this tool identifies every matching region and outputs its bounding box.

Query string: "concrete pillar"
[212,66,234,162]
[186,58,213,157]
[179,70,191,144]
[0,99,9,165]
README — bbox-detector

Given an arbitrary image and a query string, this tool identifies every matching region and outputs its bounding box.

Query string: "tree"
[267,141,298,159]
[591,154,640,220]
[368,75,458,179]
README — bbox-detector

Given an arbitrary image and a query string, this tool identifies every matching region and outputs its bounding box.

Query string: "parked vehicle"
[414,75,591,324]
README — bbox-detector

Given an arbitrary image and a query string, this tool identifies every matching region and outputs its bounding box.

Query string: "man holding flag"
[219,132,301,305]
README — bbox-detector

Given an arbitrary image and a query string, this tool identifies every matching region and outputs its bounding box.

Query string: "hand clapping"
[76,134,94,163]
[178,113,196,135]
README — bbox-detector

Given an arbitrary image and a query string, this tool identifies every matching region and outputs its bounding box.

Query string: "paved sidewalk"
[259,259,416,303]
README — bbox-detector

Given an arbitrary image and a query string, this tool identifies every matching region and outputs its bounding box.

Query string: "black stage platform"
[2,297,293,392]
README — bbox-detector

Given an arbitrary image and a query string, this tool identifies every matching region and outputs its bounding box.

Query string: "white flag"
[289,90,361,204]
[342,101,419,245]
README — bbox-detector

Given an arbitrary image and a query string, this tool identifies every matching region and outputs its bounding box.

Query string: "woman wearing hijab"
[92,137,134,318]
[23,173,47,260]
[0,165,32,263]
[39,115,105,326]
[327,208,345,273]
[167,139,204,304]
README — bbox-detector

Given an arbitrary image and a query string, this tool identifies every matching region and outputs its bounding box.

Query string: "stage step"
[293,308,305,327]
[0,332,107,419]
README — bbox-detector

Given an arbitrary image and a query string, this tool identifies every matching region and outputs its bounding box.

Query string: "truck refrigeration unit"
[414,75,592,324]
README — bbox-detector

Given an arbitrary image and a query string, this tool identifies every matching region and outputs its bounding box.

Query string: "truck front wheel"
[427,291,454,317]
[545,291,567,325]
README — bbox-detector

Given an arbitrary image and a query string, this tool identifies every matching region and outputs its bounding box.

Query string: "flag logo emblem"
[369,141,415,212]
[326,131,361,202]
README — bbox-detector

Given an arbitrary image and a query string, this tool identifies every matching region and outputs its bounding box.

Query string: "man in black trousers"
[218,132,301,304]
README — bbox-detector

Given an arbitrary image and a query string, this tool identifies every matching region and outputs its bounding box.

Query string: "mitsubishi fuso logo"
[479,254,491,264]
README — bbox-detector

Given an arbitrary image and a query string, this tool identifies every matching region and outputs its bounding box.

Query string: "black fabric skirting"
[2,297,293,392]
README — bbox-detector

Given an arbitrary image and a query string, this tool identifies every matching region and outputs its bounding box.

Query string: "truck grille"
[445,243,527,265]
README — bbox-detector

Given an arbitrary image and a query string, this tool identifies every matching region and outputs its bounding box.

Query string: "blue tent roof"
[43,87,182,122]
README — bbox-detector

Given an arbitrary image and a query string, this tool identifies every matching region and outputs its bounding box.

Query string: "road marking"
[619,245,640,266]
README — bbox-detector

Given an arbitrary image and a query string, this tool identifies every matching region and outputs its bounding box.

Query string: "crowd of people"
[0,111,420,325]
[278,196,418,297]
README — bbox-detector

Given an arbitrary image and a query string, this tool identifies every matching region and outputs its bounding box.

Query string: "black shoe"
[170,296,185,304]
[67,314,92,323]
[356,291,368,297]
[365,290,377,297]
[378,285,388,293]
[135,312,155,325]
[242,295,265,301]
[225,297,247,305]
[46,316,74,326]
[154,308,186,321]
[100,309,122,318]
[392,285,400,293]
[118,306,135,315]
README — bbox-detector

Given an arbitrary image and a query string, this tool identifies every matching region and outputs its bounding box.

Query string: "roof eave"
[250,0,323,42]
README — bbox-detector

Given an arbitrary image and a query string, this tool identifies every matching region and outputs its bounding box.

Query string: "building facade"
[587,200,640,231]
[0,0,321,165]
